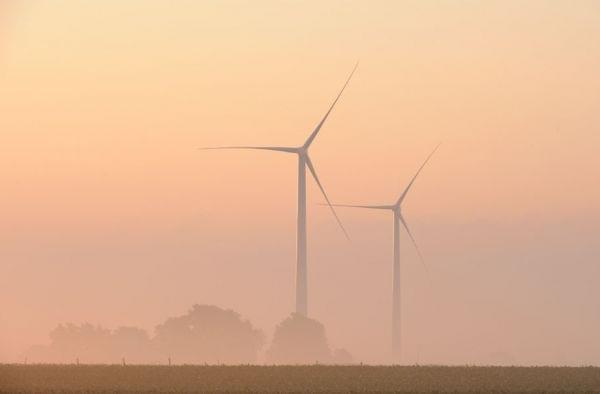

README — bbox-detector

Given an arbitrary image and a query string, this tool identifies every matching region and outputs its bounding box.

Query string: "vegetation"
[25,305,265,365]
[266,313,353,365]
[154,304,265,364]
[266,313,331,364]
[24,305,355,366]
[3,365,600,392]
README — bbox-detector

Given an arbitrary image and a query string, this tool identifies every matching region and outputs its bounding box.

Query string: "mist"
[1,1,600,366]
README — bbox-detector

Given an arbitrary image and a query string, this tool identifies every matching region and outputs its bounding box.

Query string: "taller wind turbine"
[331,145,439,361]
[201,64,357,317]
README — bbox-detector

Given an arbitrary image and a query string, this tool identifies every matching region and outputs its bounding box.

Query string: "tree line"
[25,304,353,365]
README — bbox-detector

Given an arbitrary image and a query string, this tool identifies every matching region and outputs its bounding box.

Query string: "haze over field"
[1,1,599,365]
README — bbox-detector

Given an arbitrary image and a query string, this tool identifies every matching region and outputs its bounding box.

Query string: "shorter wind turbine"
[329,145,439,361]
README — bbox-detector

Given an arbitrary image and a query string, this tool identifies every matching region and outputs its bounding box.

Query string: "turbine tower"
[330,145,438,361]
[201,64,357,317]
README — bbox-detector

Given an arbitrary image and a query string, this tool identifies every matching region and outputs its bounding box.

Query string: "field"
[3,365,600,393]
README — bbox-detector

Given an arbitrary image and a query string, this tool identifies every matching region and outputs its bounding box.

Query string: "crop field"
[2,364,600,393]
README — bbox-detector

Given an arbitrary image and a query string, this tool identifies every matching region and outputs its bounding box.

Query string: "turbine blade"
[303,62,359,149]
[199,146,298,153]
[399,214,428,274]
[318,203,393,210]
[396,143,440,206]
[305,156,350,240]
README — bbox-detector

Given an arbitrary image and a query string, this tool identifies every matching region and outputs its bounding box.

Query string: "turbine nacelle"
[296,147,308,157]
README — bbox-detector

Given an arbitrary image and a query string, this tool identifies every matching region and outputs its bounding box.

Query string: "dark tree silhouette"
[153,304,265,364]
[266,313,332,364]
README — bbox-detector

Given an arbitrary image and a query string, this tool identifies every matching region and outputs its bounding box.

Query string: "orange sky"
[1,1,600,365]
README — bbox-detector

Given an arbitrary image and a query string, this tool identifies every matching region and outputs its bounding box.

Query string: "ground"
[2,364,600,393]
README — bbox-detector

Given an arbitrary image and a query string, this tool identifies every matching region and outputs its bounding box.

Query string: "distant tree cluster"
[154,304,264,364]
[26,305,352,365]
[266,313,352,364]
[27,324,151,364]
[27,305,264,364]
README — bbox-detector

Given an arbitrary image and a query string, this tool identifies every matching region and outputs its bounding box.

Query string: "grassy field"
[2,364,600,393]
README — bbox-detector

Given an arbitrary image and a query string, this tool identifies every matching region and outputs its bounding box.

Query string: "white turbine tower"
[330,145,439,361]
[201,64,357,317]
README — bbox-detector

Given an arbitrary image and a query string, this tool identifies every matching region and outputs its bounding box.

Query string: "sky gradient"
[1,1,600,364]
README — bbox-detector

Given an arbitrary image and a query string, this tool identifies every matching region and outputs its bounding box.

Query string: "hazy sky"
[1,1,599,365]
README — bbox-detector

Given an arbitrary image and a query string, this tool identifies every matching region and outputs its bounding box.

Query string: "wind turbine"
[200,63,358,317]
[330,145,439,361]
